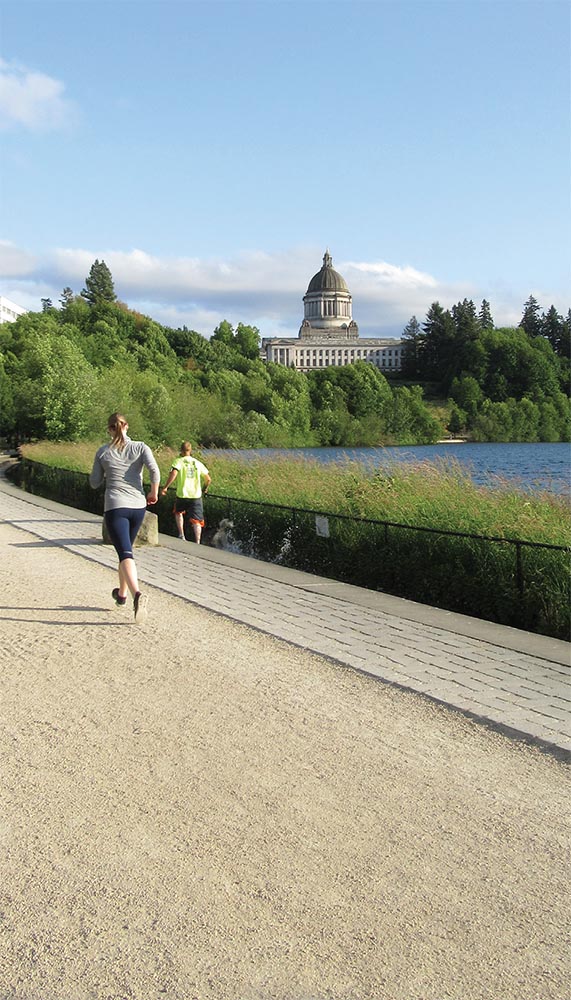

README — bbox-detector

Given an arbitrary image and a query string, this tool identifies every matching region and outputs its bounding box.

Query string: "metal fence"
[205,491,570,599]
[8,459,571,639]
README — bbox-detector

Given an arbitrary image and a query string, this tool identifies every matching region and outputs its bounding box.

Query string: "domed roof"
[306,250,348,294]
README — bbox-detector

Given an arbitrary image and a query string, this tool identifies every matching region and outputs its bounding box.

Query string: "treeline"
[1,260,569,447]
[400,296,570,441]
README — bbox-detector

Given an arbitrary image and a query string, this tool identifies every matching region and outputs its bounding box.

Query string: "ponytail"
[107,412,128,451]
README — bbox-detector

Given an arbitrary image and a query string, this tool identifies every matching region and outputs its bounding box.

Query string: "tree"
[386,385,442,444]
[240,369,273,418]
[518,340,560,400]
[307,371,355,446]
[60,287,74,308]
[449,299,486,385]
[418,302,456,383]
[507,397,540,442]
[452,298,478,338]
[542,305,564,356]
[471,400,513,442]
[41,298,53,312]
[266,363,312,442]
[10,328,96,440]
[211,320,234,346]
[400,315,421,378]
[0,355,15,437]
[449,375,483,422]
[167,326,207,363]
[81,259,117,305]
[207,368,245,404]
[478,299,494,330]
[482,328,520,397]
[333,361,392,420]
[519,295,542,338]
[561,310,571,359]
[234,322,261,360]
[447,404,467,437]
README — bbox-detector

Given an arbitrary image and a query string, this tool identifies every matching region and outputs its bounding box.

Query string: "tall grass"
[19,441,570,546]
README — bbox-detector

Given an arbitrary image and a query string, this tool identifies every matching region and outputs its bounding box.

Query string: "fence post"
[515,541,524,597]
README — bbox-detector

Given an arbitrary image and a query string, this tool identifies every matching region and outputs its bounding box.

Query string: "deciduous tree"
[234,322,261,360]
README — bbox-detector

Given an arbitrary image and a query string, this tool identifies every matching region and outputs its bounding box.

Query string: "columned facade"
[300,250,357,340]
[262,251,403,372]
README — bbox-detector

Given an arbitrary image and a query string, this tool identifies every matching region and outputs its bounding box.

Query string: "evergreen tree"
[452,299,480,347]
[41,298,53,312]
[400,315,421,378]
[561,310,571,359]
[81,259,117,305]
[478,299,494,330]
[519,295,542,338]
[542,305,564,356]
[60,287,74,308]
[449,299,486,385]
[418,302,456,383]
[452,298,478,333]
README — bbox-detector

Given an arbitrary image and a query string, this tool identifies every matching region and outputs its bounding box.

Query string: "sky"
[0,0,569,340]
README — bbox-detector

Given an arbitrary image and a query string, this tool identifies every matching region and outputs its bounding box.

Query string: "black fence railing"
[7,459,571,640]
[203,495,570,638]
[206,492,567,598]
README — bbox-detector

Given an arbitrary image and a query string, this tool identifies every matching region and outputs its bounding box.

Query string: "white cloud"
[1,241,567,338]
[52,246,316,295]
[0,239,37,277]
[0,59,77,131]
[345,259,438,289]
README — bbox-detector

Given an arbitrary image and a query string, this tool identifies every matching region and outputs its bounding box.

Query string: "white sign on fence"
[315,515,330,538]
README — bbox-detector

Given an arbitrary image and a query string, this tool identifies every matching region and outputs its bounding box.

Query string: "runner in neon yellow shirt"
[161,442,211,543]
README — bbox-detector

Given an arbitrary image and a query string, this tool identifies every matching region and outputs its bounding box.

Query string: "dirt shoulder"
[0,519,569,1000]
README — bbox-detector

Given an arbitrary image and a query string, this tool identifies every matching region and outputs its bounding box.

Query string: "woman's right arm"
[89,451,104,489]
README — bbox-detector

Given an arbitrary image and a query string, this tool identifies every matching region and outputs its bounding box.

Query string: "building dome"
[300,249,357,339]
[306,250,348,294]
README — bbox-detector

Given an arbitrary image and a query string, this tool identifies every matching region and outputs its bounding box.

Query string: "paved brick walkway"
[1,467,569,755]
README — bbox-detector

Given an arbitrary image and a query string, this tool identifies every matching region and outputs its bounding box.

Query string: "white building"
[262,251,404,372]
[0,296,28,324]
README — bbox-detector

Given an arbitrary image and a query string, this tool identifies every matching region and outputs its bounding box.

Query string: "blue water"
[205,442,571,495]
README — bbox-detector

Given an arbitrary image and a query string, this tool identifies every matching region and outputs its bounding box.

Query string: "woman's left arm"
[143,444,161,505]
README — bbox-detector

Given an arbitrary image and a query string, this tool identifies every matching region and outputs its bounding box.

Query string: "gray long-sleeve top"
[89,437,160,512]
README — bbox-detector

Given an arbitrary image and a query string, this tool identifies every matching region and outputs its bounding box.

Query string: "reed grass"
[20,441,570,546]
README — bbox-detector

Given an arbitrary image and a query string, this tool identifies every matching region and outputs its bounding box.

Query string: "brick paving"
[1,466,569,755]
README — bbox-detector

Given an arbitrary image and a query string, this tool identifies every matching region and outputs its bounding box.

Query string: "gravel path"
[0,520,569,1000]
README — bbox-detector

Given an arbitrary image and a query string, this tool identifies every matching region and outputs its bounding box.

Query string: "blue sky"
[1,0,569,339]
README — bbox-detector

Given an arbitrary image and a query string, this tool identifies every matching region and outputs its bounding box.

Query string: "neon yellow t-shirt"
[172,456,209,499]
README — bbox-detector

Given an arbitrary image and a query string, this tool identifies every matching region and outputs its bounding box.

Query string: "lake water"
[205,442,571,495]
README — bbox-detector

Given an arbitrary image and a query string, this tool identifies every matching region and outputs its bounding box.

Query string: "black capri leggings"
[104,507,146,562]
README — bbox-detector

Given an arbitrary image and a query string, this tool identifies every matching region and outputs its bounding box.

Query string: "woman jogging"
[90,412,161,624]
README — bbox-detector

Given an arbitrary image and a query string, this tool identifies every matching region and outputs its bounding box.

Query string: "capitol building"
[262,251,403,372]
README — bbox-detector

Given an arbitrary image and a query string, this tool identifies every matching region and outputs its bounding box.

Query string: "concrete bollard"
[102,510,159,547]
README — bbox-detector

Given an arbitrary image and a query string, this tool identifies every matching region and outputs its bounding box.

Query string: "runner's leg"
[105,508,145,598]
